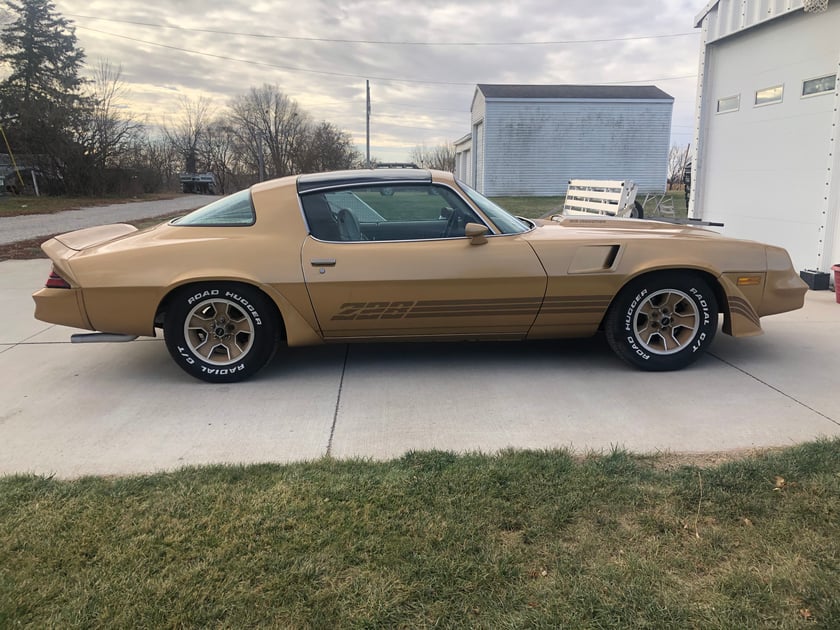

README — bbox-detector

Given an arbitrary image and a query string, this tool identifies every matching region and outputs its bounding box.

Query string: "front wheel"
[604,272,718,371]
[163,282,278,383]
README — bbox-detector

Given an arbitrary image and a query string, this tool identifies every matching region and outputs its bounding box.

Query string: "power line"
[75,25,474,86]
[67,13,698,47]
[76,25,696,88]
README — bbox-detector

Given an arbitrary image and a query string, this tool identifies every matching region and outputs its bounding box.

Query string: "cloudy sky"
[52,0,704,162]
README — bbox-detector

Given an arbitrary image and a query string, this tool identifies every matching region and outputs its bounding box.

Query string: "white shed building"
[690,0,840,273]
[453,133,472,187]
[454,84,674,196]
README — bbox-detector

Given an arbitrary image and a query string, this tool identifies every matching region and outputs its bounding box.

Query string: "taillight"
[45,267,71,289]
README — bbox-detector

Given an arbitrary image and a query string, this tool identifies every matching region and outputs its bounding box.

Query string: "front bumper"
[761,247,808,317]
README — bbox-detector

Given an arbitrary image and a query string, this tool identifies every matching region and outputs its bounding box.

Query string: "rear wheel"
[163,282,278,383]
[604,272,718,371]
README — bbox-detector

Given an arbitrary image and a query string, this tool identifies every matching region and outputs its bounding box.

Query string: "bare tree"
[229,84,309,179]
[130,85,365,190]
[410,142,456,171]
[200,120,244,193]
[164,96,214,173]
[299,121,361,173]
[144,134,182,191]
[87,61,145,169]
[667,144,691,190]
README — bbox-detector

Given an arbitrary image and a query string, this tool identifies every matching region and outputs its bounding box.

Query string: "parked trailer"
[550,178,723,228]
[179,172,218,194]
[561,179,643,219]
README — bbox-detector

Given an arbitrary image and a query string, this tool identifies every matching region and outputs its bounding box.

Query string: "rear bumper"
[33,287,93,331]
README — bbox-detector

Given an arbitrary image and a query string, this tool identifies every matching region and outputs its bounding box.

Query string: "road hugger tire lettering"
[605,272,718,371]
[163,282,278,383]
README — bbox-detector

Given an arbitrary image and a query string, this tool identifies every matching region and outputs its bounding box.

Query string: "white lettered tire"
[163,282,278,383]
[605,272,718,371]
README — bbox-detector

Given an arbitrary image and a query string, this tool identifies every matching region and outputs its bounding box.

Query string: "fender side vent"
[569,245,620,274]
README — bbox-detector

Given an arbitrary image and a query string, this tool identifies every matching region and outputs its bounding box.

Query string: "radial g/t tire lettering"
[604,272,718,371]
[163,282,278,383]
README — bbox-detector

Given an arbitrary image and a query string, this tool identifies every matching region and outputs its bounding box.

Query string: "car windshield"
[456,181,531,234]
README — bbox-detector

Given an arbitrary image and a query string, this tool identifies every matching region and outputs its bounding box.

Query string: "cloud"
[55,0,702,161]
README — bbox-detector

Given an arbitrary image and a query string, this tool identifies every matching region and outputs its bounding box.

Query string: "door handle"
[310,258,336,267]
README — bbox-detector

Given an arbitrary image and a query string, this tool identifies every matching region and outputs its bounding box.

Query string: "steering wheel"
[337,208,362,241]
[444,208,468,237]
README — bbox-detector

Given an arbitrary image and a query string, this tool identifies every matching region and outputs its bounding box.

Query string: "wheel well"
[599,268,727,329]
[154,281,286,340]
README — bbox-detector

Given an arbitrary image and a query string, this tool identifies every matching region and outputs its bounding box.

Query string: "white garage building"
[455,84,674,196]
[690,0,840,273]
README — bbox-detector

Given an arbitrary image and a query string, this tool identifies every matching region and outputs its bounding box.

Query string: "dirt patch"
[642,446,788,471]
[0,237,48,261]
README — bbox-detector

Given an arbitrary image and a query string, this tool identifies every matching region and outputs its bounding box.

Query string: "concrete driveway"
[2,258,839,478]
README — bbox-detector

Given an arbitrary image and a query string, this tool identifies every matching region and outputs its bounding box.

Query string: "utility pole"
[366,80,371,169]
[0,125,26,189]
[257,133,265,182]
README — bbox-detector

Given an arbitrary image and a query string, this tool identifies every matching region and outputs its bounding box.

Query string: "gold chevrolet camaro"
[33,169,807,383]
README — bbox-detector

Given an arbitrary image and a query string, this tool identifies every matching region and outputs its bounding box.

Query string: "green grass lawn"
[490,196,566,218]
[0,190,686,222]
[2,440,838,628]
[491,190,689,220]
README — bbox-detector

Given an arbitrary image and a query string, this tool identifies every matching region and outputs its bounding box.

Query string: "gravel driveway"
[0,195,220,245]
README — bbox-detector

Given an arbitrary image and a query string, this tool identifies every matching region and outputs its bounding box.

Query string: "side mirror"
[465,222,489,245]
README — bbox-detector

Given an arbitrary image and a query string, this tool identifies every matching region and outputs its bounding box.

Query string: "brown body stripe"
[540,295,611,314]
[331,295,616,321]
[545,295,613,304]
[405,310,537,318]
[538,308,608,314]
[415,298,541,307]
[332,293,762,324]
[728,296,761,327]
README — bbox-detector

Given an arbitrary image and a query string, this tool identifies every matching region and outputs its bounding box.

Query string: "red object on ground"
[832,265,840,303]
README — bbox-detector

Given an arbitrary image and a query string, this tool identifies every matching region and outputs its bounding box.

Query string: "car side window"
[172,189,255,226]
[301,184,484,242]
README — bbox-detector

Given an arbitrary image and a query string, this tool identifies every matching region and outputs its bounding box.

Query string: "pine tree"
[0,0,88,190]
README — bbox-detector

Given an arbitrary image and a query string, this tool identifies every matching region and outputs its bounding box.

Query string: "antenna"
[366,80,371,168]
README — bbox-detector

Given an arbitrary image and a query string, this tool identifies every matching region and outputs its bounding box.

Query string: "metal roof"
[693,0,806,44]
[476,84,673,101]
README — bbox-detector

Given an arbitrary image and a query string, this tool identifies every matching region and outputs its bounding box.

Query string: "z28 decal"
[333,302,416,320]
[331,297,557,321]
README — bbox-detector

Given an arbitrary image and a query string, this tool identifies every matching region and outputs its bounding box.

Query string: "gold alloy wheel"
[632,288,700,355]
[183,298,255,365]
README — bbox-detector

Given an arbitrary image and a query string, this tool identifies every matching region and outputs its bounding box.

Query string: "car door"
[300,183,547,339]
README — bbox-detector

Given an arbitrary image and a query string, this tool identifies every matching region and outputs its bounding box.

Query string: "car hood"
[530,215,725,239]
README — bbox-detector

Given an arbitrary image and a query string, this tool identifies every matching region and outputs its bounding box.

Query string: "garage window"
[755,85,783,107]
[802,74,836,97]
[716,95,739,114]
